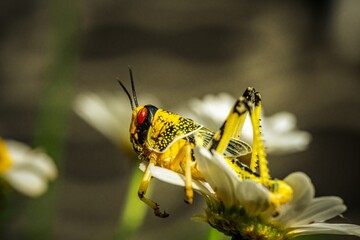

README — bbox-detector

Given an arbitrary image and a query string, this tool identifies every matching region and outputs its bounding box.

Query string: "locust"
[119,69,293,218]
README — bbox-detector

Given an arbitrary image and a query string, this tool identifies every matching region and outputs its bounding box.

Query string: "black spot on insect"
[190,149,195,161]
[233,159,260,177]
[151,114,201,152]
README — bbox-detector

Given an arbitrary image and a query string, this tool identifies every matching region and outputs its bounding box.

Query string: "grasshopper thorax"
[130,105,158,155]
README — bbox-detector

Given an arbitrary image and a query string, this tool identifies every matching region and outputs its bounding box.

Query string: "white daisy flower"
[73,91,161,149]
[176,93,311,154]
[0,138,57,197]
[74,91,310,155]
[146,146,360,239]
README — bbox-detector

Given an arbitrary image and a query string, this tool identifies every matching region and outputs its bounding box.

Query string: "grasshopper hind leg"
[208,87,269,180]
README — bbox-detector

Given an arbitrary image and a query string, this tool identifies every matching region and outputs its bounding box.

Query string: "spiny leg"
[138,153,169,218]
[248,92,270,180]
[208,88,270,180]
[208,87,256,155]
[248,92,292,209]
[208,89,291,209]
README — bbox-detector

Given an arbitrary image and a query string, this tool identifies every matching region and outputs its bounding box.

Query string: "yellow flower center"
[0,138,13,173]
[204,200,290,240]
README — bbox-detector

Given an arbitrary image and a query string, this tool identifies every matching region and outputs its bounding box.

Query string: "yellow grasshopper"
[119,69,293,218]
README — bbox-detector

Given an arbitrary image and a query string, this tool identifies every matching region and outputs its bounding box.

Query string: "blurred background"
[1,1,360,239]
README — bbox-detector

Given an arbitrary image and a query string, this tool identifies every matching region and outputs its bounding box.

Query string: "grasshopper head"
[129,105,159,156]
[118,68,160,159]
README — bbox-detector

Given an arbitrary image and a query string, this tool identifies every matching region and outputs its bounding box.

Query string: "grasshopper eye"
[137,107,147,125]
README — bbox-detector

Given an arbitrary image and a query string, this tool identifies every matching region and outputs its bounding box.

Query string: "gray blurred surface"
[1,1,360,240]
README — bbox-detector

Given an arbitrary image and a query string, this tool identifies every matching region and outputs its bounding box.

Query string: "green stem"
[114,167,150,240]
[24,1,79,239]
[209,227,229,240]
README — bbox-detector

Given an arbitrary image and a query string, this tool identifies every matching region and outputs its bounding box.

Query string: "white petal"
[5,140,32,165]
[145,164,214,196]
[263,131,312,154]
[236,180,271,216]
[149,165,185,187]
[177,93,234,131]
[29,151,58,180]
[189,93,234,125]
[74,92,127,144]
[265,112,297,133]
[275,172,314,225]
[139,162,147,172]
[195,147,239,205]
[178,93,311,155]
[74,92,161,146]
[2,168,48,197]
[291,196,346,226]
[260,112,311,154]
[290,223,360,237]
[5,140,57,180]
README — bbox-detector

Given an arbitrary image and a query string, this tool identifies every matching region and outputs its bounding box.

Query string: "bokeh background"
[1,1,360,240]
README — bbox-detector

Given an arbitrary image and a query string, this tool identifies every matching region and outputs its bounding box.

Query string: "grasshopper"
[119,69,293,218]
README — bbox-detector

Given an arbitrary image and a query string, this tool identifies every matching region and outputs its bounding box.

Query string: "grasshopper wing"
[199,128,252,158]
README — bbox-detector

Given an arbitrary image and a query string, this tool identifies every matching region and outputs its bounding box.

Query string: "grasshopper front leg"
[177,141,194,204]
[138,153,169,218]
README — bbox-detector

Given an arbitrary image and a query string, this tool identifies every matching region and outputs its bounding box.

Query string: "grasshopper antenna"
[118,79,135,110]
[128,67,139,107]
